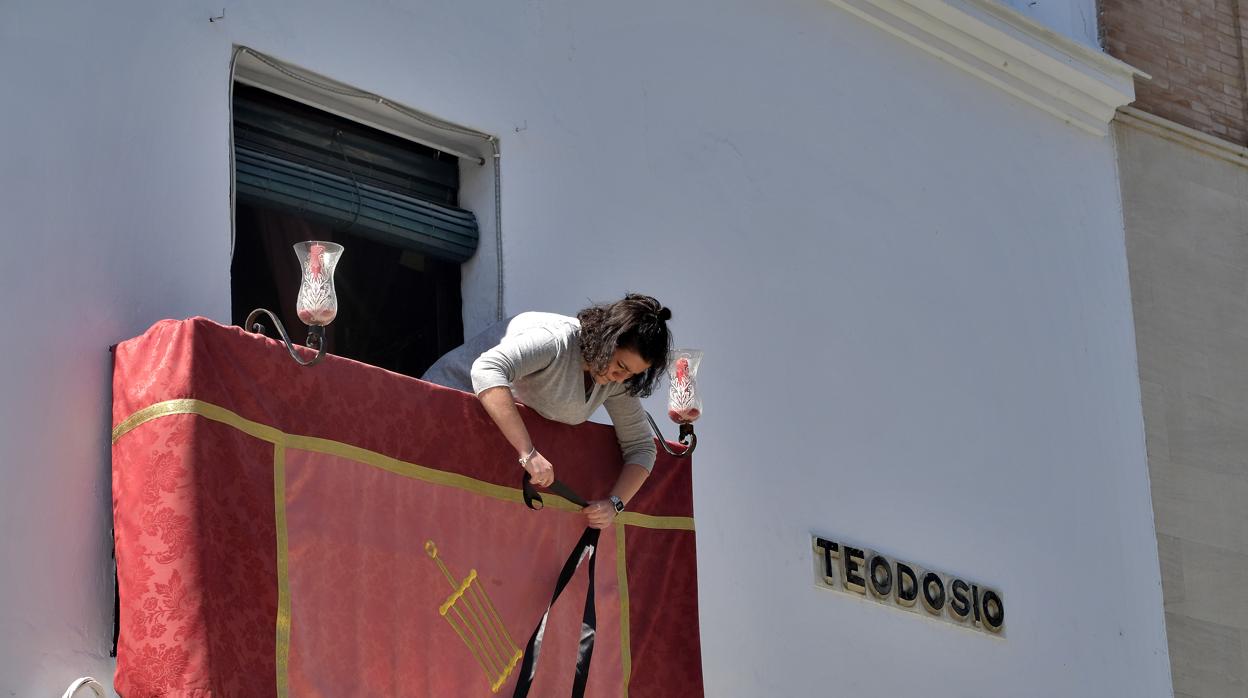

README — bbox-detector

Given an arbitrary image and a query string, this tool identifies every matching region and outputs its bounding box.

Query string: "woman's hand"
[524,451,555,488]
[582,500,618,529]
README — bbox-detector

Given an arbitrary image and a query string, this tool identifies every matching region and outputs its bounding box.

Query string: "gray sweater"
[421,312,657,471]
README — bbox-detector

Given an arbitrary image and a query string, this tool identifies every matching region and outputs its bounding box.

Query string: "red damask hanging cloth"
[111,317,703,697]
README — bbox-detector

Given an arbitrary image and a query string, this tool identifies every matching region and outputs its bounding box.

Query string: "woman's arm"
[583,393,659,528]
[610,463,650,504]
[471,327,562,487]
[478,386,555,487]
[583,463,649,529]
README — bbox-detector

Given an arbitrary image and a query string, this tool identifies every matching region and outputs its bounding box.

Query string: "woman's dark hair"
[578,293,673,397]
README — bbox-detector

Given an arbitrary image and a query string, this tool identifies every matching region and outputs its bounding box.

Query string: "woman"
[422,293,672,529]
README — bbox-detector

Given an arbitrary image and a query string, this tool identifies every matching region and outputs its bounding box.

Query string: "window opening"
[230,84,467,377]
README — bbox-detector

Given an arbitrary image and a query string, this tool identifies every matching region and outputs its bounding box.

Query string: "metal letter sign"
[811,534,1005,636]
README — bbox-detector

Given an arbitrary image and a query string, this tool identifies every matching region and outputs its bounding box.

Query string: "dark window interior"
[230,85,465,378]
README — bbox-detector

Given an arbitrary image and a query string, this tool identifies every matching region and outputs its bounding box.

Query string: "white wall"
[0,2,234,693]
[0,0,1167,695]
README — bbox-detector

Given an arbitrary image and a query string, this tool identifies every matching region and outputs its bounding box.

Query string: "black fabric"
[514,476,599,698]
[110,536,119,658]
[522,474,589,509]
[230,204,464,380]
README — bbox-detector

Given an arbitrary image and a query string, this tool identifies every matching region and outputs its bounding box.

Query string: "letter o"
[982,590,1005,633]
[921,572,946,615]
[869,554,892,598]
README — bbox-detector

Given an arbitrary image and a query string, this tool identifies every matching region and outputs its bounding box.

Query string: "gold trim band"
[616,525,632,696]
[273,443,292,698]
[113,399,696,531]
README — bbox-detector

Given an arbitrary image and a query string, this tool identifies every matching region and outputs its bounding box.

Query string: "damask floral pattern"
[128,644,191,694]
[116,412,279,696]
[140,508,192,566]
[128,569,196,643]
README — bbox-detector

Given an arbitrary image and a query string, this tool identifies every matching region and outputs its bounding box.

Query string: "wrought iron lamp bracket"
[646,410,697,457]
[244,308,327,367]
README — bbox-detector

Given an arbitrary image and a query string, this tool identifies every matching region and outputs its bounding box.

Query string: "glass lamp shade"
[294,241,343,327]
[667,349,703,424]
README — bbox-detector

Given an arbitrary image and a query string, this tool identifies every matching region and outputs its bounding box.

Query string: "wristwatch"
[609,495,625,514]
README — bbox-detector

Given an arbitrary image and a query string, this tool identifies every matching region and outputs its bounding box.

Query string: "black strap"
[522,473,589,509]
[514,475,599,698]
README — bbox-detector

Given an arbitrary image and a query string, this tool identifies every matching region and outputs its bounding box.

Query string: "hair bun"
[658,307,672,322]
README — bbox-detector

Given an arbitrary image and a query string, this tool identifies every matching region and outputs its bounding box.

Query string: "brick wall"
[1100,0,1248,144]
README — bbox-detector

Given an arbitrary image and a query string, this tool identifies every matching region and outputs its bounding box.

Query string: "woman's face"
[592,347,651,385]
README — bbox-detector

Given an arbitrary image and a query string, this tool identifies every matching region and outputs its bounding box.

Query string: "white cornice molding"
[826,0,1148,136]
[1115,106,1248,168]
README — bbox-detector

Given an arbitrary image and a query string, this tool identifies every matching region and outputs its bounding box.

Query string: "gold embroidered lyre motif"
[425,540,523,693]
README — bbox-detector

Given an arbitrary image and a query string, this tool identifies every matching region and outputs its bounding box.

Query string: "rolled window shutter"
[233,84,478,262]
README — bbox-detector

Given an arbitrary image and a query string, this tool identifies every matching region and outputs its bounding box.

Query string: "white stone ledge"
[826,0,1148,136]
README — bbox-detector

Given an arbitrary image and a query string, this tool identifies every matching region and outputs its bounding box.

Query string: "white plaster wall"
[0,0,1166,695]
[0,2,234,693]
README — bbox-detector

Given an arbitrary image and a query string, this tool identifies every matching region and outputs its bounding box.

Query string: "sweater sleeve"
[603,391,658,472]
[470,327,561,395]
